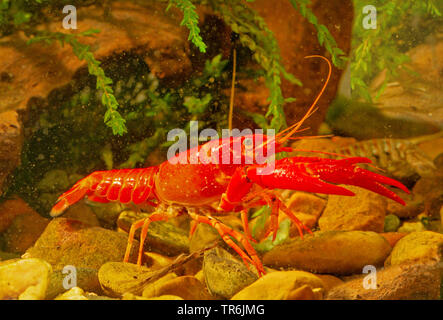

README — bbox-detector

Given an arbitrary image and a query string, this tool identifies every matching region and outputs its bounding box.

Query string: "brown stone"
[24,218,139,294]
[263,231,391,275]
[231,270,325,300]
[63,202,100,227]
[326,262,442,300]
[318,185,387,232]
[0,197,49,253]
[315,274,344,292]
[385,231,443,267]
[0,111,23,196]
[142,275,212,300]
[379,232,408,248]
[413,173,443,218]
[285,192,326,231]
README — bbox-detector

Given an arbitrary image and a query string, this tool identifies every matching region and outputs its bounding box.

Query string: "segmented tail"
[50,167,159,217]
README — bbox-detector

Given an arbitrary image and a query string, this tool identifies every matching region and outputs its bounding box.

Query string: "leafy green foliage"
[167,0,207,52]
[253,219,292,253]
[27,30,128,135]
[289,0,347,68]
[351,0,442,102]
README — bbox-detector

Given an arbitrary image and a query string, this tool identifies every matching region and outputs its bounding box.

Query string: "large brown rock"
[326,262,442,300]
[231,270,325,300]
[0,258,52,300]
[385,231,443,267]
[23,218,139,296]
[263,231,391,275]
[0,197,49,253]
[318,185,387,232]
[0,111,23,196]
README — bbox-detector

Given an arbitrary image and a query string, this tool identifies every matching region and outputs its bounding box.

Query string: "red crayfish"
[50,56,408,276]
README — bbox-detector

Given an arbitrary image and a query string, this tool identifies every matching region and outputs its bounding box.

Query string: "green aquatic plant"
[27,30,128,135]
[289,0,347,68]
[351,0,442,101]
[167,0,207,53]
[1,0,344,134]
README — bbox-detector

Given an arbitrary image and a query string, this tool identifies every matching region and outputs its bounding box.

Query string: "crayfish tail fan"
[49,179,90,217]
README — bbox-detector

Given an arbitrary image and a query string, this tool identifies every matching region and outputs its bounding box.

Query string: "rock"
[231,270,324,300]
[326,262,442,300]
[379,232,408,248]
[90,202,125,229]
[0,197,49,254]
[98,261,171,297]
[263,231,391,275]
[0,111,23,196]
[54,287,88,300]
[45,268,101,300]
[384,214,401,232]
[0,258,51,300]
[0,251,20,261]
[315,274,344,293]
[397,221,426,233]
[367,40,443,135]
[54,286,117,300]
[24,218,139,295]
[385,231,443,266]
[291,137,357,157]
[318,185,387,232]
[144,252,174,271]
[386,189,424,218]
[122,292,183,300]
[285,284,323,300]
[203,247,258,299]
[285,192,326,231]
[0,197,42,232]
[142,275,212,300]
[117,210,189,256]
[189,223,221,253]
[63,202,100,227]
[413,174,443,218]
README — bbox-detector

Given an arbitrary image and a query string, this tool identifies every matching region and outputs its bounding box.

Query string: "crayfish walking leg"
[187,209,266,276]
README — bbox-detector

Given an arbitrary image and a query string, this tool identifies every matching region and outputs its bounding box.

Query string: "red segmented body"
[50,56,409,276]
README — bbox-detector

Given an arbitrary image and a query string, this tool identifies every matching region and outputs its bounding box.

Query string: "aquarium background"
[0,0,442,301]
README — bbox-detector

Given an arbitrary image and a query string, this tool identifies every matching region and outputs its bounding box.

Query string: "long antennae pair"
[276,55,332,145]
[253,55,332,154]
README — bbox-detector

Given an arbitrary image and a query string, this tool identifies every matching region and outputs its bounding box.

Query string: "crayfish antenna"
[276,55,332,146]
[254,55,332,155]
[228,48,237,133]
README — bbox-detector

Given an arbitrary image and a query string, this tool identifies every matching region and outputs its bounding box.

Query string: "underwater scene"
[0,0,442,302]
